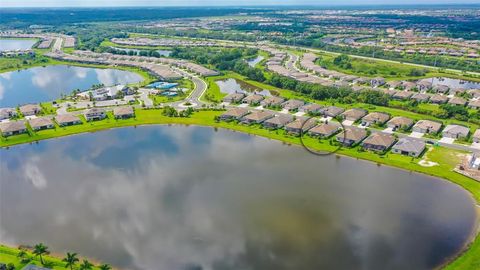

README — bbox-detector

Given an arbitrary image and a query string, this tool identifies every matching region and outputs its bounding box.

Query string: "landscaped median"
[1,108,479,269]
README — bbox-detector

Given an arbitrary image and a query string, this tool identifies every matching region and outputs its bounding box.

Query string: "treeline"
[57,25,128,51]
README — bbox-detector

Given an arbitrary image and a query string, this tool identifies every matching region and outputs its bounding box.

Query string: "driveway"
[409,132,424,138]
[439,137,455,144]
[383,127,394,134]
[342,120,354,126]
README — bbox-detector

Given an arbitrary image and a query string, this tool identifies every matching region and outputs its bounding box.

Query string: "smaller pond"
[216,78,271,96]
[110,47,172,57]
[0,39,36,51]
[430,77,480,89]
[246,55,264,67]
[0,65,143,107]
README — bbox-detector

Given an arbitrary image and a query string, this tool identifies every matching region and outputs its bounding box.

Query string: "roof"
[243,111,274,121]
[414,120,442,131]
[337,127,367,141]
[362,133,396,148]
[21,265,51,270]
[393,137,425,153]
[362,112,390,123]
[301,103,323,112]
[429,94,448,102]
[388,116,414,127]
[113,106,134,116]
[55,113,80,124]
[29,117,53,128]
[85,107,106,115]
[222,107,249,118]
[264,114,293,125]
[469,100,480,108]
[223,92,245,100]
[0,121,26,133]
[309,123,339,135]
[323,106,345,116]
[448,97,467,106]
[262,95,285,105]
[243,94,264,103]
[282,99,305,108]
[443,124,470,136]
[393,91,414,99]
[285,117,316,130]
[342,108,367,120]
[19,104,41,113]
[411,93,430,101]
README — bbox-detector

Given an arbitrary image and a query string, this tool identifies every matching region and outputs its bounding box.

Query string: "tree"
[63,252,79,270]
[79,260,94,270]
[99,264,112,270]
[33,243,49,265]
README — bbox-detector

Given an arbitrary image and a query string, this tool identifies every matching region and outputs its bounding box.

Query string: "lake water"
[0,39,36,51]
[110,47,172,57]
[216,78,271,96]
[431,77,480,89]
[246,55,264,67]
[0,126,477,270]
[0,65,143,107]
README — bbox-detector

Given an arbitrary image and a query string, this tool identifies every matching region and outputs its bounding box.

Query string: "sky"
[2,0,480,7]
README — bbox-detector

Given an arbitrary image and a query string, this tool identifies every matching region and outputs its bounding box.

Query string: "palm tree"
[32,243,49,265]
[98,264,112,270]
[62,252,79,270]
[79,259,94,270]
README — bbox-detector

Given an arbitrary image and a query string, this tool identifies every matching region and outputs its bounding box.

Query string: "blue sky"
[2,0,480,7]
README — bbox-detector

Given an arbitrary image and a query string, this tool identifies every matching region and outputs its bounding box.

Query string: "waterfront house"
[341,108,367,122]
[55,114,82,126]
[361,112,390,127]
[442,124,470,139]
[473,129,480,143]
[0,108,18,120]
[401,81,417,91]
[387,116,414,131]
[261,96,285,107]
[19,104,41,116]
[393,91,414,100]
[417,80,432,91]
[448,97,467,107]
[223,92,246,103]
[370,77,385,87]
[362,133,396,152]
[300,103,323,114]
[412,120,442,134]
[84,108,107,121]
[242,94,265,106]
[29,117,54,131]
[322,106,345,117]
[309,123,340,138]
[263,114,293,129]
[468,100,480,109]
[219,108,249,121]
[285,117,317,135]
[0,121,27,136]
[114,107,135,119]
[392,137,426,157]
[282,99,305,112]
[411,93,430,103]
[241,111,274,124]
[336,127,368,146]
[429,94,449,104]
[433,85,450,94]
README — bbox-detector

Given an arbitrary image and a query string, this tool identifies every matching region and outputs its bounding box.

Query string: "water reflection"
[430,77,480,89]
[0,65,143,107]
[246,56,264,67]
[0,126,476,270]
[0,39,36,51]
[215,78,271,96]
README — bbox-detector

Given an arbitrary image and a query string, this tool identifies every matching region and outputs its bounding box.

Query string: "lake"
[0,65,143,107]
[216,78,271,96]
[0,125,477,270]
[0,39,36,51]
[431,77,480,89]
[246,55,264,67]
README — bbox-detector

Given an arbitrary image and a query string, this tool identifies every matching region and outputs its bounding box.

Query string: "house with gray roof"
[442,124,470,139]
[468,100,480,109]
[361,112,390,127]
[29,117,54,131]
[242,94,265,106]
[241,111,274,124]
[417,80,432,91]
[113,106,135,119]
[261,96,284,107]
[448,97,467,107]
[411,93,430,103]
[370,77,385,87]
[285,117,317,135]
[322,106,345,117]
[387,116,414,131]
[282,99,305,112]
[263,114,293,129]
[309,123,340,138]
[219,108,249,121]
[336,127,368,146]
[0,108,18,120]
[55,114,82,126]
[393,91,414,100]
[0,121,27,136]
[85,108,106,121]
[433,84,450,94]
[429,94,449,104]
[392,137,426,157]
[300,103,323,114]
[341,108,368,122]
[19,104,41,116]
[413,120,443,134]
[362,132,396,152]
[223,92,246,103]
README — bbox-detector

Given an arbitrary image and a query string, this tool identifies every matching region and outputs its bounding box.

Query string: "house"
[433,85,450,94]
[411,93,430,103]
[387,116,414,131]
[429,94,449,104]
[361,112,390,127]
[341,108,367,122]
[417,80,432,91]
[442,124,470,139]
[362,133,396,152]
[473,129,480,143]
[263,114,293,129]
[468,153,480,170]
[448,97,467,106]
[0,108,17,120]
[309,123,340,138]
[300,103,323,114]
[382,89,396,96]
[223,92,246,103]
[392,137,426,157]
[260,96,285,107]
[0,121,27,136]
[19,104,41,116]
[412,120,442,134]
[393,91,414,100]
[401,81,417,91]
[282,99,305,111]
[84,108,106,121]
[219,108,249,121]
[336,127,367,146]
[29,117,54,131]
[322,106,345,117]
[285,117,317,135]
[21,264,52,270]
[370,77,385,87]
[468,100,480,109]
[242,94,265,106]
[113,107,135,119]
[386,81,402,89]
[55,114,82,126]
[241,111,274,124]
